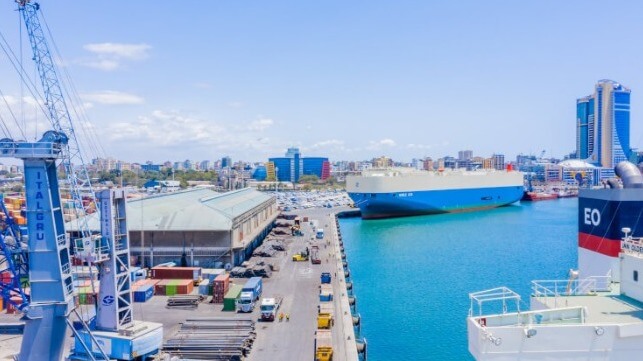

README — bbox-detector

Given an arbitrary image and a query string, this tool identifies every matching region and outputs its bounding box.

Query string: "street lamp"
[275,167,279,194]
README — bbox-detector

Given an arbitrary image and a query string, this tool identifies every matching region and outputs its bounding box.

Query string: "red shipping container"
[155,279,171,295]
[213,274,230,291]
[151,267,201,281]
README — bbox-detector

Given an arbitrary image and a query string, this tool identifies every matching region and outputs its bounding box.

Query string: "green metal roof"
[66,188,275,232]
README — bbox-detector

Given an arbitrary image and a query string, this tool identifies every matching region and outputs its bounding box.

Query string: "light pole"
[275,167,279,194]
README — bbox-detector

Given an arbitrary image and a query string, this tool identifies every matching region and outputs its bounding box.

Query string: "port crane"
[0,2,163,360]
[0,132,105,361]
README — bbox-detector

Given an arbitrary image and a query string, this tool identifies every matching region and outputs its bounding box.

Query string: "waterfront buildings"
[267,147,330,182]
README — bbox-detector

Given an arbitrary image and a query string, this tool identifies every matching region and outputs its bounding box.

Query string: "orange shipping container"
[175,279,194,294]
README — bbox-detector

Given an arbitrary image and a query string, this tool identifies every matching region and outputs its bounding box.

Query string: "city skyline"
[0,2,642,163]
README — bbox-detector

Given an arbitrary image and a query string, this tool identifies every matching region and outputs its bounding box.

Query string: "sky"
[0,1,642,164]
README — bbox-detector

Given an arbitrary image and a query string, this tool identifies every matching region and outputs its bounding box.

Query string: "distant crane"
[539,150,546,160]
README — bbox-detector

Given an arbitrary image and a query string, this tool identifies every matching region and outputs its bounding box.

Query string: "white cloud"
[366,138,397,150]
[311,139,345,149]
[247,118,274,131]
[109,110,225,146]
[84,43,151,60]
[81,91,144,105]
[1,95,18,105]
[81,59,120,71]
[228,101,244,108]
[80,43,151,71]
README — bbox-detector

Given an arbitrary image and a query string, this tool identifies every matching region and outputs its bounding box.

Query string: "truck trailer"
[236,277,263,312]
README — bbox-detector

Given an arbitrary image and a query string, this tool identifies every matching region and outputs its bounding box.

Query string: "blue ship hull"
[348,185,524,219]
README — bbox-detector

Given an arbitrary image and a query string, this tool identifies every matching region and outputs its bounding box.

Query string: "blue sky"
[0,1,641,164]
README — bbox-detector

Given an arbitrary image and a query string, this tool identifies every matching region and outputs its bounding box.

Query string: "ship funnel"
[615,161,643,188]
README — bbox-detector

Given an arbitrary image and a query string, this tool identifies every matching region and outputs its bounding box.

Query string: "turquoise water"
[339,198,578,361]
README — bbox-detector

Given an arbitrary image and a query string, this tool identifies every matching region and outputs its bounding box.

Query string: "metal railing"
[531,278,602,308]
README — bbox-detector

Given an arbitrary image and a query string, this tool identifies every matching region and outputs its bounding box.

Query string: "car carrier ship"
[346,168,524,219]
[467,161,643,361]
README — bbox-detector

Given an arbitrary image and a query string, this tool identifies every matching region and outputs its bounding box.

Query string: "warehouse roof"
[66,188,275,232]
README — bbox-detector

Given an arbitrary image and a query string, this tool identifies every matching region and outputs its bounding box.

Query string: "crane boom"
[18,1,96,244]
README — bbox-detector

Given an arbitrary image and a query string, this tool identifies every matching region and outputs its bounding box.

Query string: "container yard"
[0,187,364,360]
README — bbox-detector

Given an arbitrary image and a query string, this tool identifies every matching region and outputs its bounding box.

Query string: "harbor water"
[339,198,578,361]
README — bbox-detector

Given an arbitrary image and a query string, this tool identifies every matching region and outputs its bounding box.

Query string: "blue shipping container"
[134,284,154,303]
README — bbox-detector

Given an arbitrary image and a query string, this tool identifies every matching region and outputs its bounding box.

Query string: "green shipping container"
[165,285,177,296]
[222,284,243,311]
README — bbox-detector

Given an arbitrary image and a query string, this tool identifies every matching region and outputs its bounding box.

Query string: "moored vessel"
[521,191,559,201]
[346,168,524,219]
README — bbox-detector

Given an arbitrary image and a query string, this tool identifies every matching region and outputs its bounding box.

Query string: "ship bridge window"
[634,270,639,282]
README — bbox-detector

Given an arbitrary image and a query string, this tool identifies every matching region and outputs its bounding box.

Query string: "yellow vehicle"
[315,330,333,361]
[317,302,334,329]
[292,253,309,262]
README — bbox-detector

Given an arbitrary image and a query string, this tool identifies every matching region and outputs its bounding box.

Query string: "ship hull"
[348,185,524,219]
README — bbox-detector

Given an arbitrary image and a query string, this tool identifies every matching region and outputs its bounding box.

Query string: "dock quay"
[0,207,364,360]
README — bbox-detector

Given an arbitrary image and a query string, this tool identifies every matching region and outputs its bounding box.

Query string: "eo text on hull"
[346,168,524,219]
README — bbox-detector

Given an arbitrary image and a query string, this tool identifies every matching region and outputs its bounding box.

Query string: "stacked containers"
[223,284,243,311]
[75,281,100,305]
[212,274,230,303]
[152,279,194,296]
[202,268,225,282]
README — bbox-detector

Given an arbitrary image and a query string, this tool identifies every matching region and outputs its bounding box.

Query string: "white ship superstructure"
[467,162,643,360]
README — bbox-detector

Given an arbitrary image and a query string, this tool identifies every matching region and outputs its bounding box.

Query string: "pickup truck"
[260,296,283,321]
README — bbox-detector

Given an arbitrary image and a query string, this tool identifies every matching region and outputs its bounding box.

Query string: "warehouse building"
[67,188,277,268]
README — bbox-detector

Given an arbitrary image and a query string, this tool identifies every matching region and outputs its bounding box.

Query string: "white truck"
[260,296,283,321]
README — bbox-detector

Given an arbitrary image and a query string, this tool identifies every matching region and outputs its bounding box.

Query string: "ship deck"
[532,284,643,325]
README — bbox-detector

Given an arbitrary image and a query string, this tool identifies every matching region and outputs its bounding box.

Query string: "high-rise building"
[458,150,473,161]
[221,156,232,168]
[576,95,594,160]
[268,148,328,182]
[576,80,631,168]
[492,154,505,170]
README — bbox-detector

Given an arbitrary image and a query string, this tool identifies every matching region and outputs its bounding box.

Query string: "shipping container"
[223,284,243,311]
[173,279,194,294]
[155,279,172,295]
[150,266,201,281]
[198,279,211,295]
[202,268,226,282]
[133,284,154,302]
